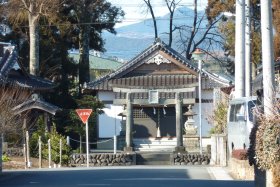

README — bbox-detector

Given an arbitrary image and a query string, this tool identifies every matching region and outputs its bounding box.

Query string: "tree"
[164,0,181,47]
[272,1,280,58]
[0,84,31,141]
[61,0,124,86]
[208,98,229,134]
[64,95,104,152]
[207,0,262,77]
[1,0,61,75]
[142,0,158,39]
[143,0,226,59]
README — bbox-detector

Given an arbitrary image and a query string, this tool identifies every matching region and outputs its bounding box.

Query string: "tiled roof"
[12,97,61,115]
[0,46,17,79]
[0,43,55,90]
[69,53,123,70]
[85,39,232,90]
[7,70,54,90]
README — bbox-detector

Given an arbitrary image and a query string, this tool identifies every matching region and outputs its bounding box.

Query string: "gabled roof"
[85,39,232,90]
[0,45,17,78]
[252,61,280,94]
[12,96,61,115]
[0,44,55,90]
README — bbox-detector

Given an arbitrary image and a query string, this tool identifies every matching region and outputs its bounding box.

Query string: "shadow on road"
[0,168,254,187]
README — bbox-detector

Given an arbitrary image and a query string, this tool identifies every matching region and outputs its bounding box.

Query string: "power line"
[11,15,210,28]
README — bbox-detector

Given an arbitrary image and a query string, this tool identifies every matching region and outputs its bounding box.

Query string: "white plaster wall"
[202,90,213,100]
[97,91,115,101]
[99,104,124,138]
[190,89,215,136]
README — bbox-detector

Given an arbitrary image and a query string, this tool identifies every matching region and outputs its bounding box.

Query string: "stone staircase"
[133,138,177,152]
[136,152,172,165]
[133,138,176,165]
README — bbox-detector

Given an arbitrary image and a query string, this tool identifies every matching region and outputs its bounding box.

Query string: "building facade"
[84,40,232,151]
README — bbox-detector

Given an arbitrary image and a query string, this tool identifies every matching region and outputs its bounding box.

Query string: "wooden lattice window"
[133,108,150,118]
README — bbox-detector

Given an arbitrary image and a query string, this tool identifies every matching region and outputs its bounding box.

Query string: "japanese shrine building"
[84,40,232,152]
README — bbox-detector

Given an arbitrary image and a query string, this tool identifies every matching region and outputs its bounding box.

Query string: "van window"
[229,105,235,122]
[248,101,256,122]
[229,103,245,122]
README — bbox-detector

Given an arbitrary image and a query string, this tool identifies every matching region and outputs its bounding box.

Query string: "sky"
[109,0,208,27]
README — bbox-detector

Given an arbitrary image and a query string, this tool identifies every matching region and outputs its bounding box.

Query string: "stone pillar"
[175,92,184,152]
[124,93,133,152]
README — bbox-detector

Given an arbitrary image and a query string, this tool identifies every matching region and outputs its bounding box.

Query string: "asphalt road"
[0,166,254,187]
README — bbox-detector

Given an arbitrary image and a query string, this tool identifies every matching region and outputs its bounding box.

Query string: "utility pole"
[245,0,251,97]
[260,1,275,187]
[261,0,275,115]
[235,0,246,98]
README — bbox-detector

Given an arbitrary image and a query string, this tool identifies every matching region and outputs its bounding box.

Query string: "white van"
[227,96,259,155]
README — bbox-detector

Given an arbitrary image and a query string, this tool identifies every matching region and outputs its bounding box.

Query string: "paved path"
[0,166,254,187]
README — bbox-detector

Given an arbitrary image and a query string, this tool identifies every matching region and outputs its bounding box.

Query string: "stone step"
[133,138,177,152]
[136,152,172,165]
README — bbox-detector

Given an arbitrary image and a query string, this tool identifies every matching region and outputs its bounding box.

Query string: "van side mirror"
[236,113,246,121]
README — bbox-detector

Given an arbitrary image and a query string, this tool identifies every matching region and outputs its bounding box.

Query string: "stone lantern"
[118,110,127,136]
[183,105,199,152]
[183,105,198,135]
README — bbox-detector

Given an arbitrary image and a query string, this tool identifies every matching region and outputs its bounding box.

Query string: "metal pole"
[39,136,42,169]
[23,143,27,169]
[261,0,275,115]
[114,135,117,154]
[26,131,31,168]
[235,0,246,98]
[260,2,275,186]
[199,59,202,155]
[48,139,51,168]
[86,120,89,168]
[245,0,251,97]
[59,139,62,168]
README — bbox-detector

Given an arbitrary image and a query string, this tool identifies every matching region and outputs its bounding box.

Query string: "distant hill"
[102,6,208,61]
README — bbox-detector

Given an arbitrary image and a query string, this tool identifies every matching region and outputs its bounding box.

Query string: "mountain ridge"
[102,6,207,61]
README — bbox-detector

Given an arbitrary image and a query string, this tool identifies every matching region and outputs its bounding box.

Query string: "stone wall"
[172,153,211,165]
[0,136,2,173]
[4,148,24,157]
[69,153,136,166]
[229,158,254,180]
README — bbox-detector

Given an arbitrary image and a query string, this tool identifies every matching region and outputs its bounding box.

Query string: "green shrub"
[208,100,228,134]
[30,121,72,166]
[2,154,10,162]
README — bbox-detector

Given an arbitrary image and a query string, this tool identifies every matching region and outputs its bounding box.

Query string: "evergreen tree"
[59,0,124,87]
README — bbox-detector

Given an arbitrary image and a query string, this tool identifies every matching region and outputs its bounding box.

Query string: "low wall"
[69,153,136,167]
[4,148,24,157]
[172,153,211,165]
[229,158,254,180]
